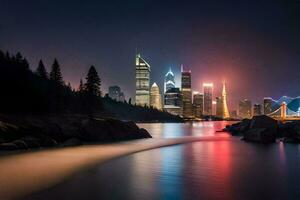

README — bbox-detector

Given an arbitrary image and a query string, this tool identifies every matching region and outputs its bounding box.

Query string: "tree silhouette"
[78,79,85,93]
[85,65,101,96]
[36,60,48,79]
[128,98,132,105]
[50,59,63,85]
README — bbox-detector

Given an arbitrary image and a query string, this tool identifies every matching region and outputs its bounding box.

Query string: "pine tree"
[78,79,85,92]
[85,65,101,96]
[50,59,63,85]
[36,60,48,79]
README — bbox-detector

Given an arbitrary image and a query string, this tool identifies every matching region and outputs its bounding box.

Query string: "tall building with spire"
[164,68,175,93]
[150,82,162,110]
[221,81,230,119]
[181,65,193,118]
[135,54,150,106]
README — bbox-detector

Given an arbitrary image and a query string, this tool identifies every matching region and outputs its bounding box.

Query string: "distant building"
[216,97,223,118]
[164,68,175,93]
[150,82,162,110]
[108,85,125,102]
[164,87,182,116]
[263,97,273,115]
[253,104,262,116]
[193,92,204,118]
[239,99,252,119]
[181,66,193,118]
[203,83,213,116]
[230,110,238,119]
[221,82,230,118]
[135,54,150,106]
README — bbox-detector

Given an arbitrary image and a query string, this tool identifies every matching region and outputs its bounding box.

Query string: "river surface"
[24,122,300,200]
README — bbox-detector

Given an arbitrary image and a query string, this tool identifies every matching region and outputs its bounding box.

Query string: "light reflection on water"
[25,122,300,200]
[138,121,233,138]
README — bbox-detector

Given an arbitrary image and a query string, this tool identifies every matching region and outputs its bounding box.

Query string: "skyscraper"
[216,96,223,118]
[221,82,230,118]
[263,97,273,115]
[203,83,213,116]
[181,66,193,118]
[164,87,182,116]
[193,92,204,118]
[108,85,125,102]
[164,68,175,93]
[135,54,150,106]
[239,99,252,119]
[253,103,262,116]
[150,82,162,110]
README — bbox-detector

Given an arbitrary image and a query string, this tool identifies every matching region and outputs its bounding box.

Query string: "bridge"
[267,102,300,120]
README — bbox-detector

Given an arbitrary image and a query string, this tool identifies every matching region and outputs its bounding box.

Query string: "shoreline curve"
[0,136,231,200]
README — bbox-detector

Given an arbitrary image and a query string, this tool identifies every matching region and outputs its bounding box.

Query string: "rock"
[224,119,251,135]
[243,128,276,143]
[242,116,277,143]
[279,121,300,143]
[13,140,28,149]
[0,143,18,150]
[20,137,41,148]
[62,138,82,147]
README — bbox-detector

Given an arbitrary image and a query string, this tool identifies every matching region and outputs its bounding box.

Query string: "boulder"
[243,128,276,143]
[242,116,277,143]
[224,119,251,135]
[278,121,300,143]
[62,138,82,147]
[0,143,18,150]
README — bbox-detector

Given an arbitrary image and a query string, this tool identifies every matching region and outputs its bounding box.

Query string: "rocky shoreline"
[0,114,152,150]
[224,115,300,143]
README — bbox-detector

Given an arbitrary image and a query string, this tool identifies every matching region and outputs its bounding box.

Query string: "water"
[25,122,300,200]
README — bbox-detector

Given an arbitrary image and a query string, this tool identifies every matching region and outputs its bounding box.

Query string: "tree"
[128,98,132,105]
[36,60,48,79]
[78,79,85,93]
[85,65,101,96]
[50,59,63,85]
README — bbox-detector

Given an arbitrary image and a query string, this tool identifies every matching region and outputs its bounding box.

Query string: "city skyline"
[1,1,300,108]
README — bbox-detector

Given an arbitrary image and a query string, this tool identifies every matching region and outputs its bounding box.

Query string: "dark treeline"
[0,50,182,122]
[0,50,102,114]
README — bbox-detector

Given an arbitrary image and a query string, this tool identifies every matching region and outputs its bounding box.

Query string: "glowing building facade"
[239,99,252,119]
[164,68,175,93]
[193,92,204,118]
[135,54,150,106]
[253,103,262,116]
[164,88,182,116]
[181,66,193,118]
[221,82,230,118]
[203,83,213,116]
[150,82,162,110]
[216,96,223,118]
[263,97,273,115]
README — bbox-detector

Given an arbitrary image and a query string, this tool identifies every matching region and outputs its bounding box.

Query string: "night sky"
[1,0,300,110]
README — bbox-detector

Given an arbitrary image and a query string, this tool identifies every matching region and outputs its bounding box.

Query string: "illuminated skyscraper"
[135,54,150,106]
[164,88,182,116]
[239,99,252,119]
[150,82,162,110]
[216,96,223,118]
[164,68,175,93]
[221,81,230,118]
[253,103,262,116]
[181,66,193,118]
[263,97,273,115]
[193,92,204,118]
[203,83,213,116]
